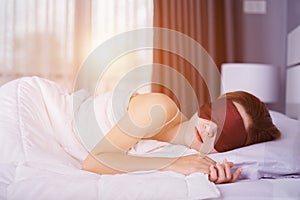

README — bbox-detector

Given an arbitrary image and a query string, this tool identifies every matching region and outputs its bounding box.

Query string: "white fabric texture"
[0,76,220,200]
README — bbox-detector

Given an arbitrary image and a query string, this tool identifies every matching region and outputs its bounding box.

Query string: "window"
[0,0,153,93]
[88,0,153,93]
[0,0,75,88]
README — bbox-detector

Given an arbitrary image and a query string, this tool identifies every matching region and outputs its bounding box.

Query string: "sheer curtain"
[81,0,154,94]
[0,0,76,89]
[0,0,153,92]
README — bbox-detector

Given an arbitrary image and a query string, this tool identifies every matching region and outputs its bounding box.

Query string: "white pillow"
[209,110,300,180]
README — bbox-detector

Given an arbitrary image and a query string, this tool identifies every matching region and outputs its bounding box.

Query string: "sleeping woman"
[82,91,281,184]
[0,76,281,184]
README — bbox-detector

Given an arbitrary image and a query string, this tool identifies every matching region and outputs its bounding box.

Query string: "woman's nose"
[200,123,215,137]
[199,122,207,130]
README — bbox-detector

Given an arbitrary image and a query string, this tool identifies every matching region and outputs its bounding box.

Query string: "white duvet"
[0,77,220,200]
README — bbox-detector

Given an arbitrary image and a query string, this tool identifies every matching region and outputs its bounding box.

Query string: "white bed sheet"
[216,178,300,200]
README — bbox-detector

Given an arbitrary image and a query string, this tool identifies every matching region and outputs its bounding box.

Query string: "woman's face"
[189,102,250,153]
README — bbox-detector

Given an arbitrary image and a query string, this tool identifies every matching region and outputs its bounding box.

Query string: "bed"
[0,75,299,200]
[2,21,300,198]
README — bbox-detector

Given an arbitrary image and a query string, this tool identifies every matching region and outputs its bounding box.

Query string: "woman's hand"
[163,154,216,176]
[164,156,241,184]
[208,159,242,184]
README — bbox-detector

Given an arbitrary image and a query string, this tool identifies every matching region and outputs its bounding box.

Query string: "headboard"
[286,25,300,119]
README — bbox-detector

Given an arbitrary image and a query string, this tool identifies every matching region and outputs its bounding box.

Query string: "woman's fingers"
[208,159,242,184]
[222,159,242,183]
[170,155,242,181]
[223,160,232,180]
[215,162,226,183]
[230,168,242,183]
[209,165,218,182]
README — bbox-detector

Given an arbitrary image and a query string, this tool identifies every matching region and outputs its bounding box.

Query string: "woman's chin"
[209,148,218,154]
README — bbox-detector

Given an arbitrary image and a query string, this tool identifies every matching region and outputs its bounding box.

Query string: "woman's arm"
[81,117,241,182]
[82,93,188,174]
[82,151,215,175]
[82,120,215,175]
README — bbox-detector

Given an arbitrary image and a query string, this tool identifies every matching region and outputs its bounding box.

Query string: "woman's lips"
[196,129,203,143]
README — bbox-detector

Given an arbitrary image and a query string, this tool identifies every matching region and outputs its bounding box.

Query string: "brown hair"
[219,91,281,146]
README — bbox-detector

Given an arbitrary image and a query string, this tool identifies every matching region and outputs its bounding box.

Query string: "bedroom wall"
[287,0,300,33]
[285,0,300,119]
[227,0,288,113]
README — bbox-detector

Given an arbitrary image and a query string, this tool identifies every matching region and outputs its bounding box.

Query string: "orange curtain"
[152,0,228,117]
